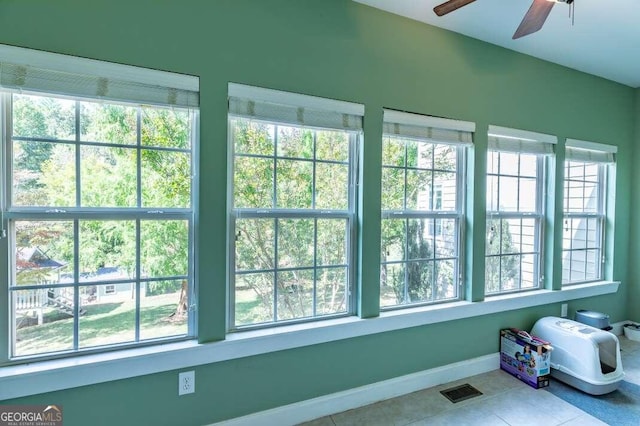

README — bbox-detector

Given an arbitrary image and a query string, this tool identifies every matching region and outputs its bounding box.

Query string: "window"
[228,83,362,329]
[562,139,615,284]
[380,110,473,308]
[485,126,556,295]
[2,47,199,360]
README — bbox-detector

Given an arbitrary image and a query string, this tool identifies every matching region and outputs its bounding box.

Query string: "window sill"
[0,280,618,400]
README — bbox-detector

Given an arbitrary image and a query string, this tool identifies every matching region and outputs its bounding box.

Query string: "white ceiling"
[354,0,640,88]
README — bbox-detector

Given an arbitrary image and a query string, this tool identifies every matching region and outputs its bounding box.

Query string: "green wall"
[630,88,640,323]
[0,1,636,424]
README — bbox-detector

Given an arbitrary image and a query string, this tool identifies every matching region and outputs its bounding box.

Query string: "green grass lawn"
[15,292,187,357]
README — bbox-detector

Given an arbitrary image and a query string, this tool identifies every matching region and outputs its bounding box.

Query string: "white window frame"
[227,83,363,330]
[485,126,556,295]
[562,139,616,285]
[0,45,199,364]
[380,109,473,309]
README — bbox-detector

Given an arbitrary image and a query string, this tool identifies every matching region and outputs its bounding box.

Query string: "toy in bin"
[500,328,553,389]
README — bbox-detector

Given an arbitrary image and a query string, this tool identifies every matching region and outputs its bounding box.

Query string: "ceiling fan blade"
[512,0,555,39]
[433,0,477,17]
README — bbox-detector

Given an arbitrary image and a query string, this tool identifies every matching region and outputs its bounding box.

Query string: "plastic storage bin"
[575,309,611,330]
[531,316,624,395]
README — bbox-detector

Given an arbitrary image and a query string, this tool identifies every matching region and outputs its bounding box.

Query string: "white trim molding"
[213,353,499,426]
[0,281,619,400]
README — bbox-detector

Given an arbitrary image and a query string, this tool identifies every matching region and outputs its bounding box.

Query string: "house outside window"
[228,83,363,329]
[1,47,199,360]
[380,110,473,308]
[485,126,556,295]
[562,139,616,284]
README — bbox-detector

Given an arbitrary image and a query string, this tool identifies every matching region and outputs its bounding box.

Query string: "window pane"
[434,259,456,300]
[140,279,188,340]
[518,178,537,212]
[406,169,432,210]
[503,219,521,254]
[277,219,314,268]
[141,220,189,277]
[13,141,76,207]
[519,154,537,177]
[583,182,598,213]
[521,254,537,288]
[435,219,457,258]
[485,256,501,294]
[235,272,274,326]
[380,263,404,307]
[486,175,498,211]
[498,176,519,211]
[434,172,456,211]
[434,144,456,171]
[521,219,537,253]
[15,221,74,286]
[13,287,75,356]
[499,152,519,175]
[79,283,136,348]
[142,107,192,149]
[13,94,75,139]
[232,120,274,156]
[500,255,521,291]
[235,218,275,271]
[276,269,314,321]
[142,150,191,208]
[277,126,313,159]
[382,137,406,167]
[586,250,599,281]
[407,219,434,261]
[317,219,347,266]
[234,156,274,208]
[79,220,136,281]
[276,159,313,209]
[315,163,348,210]
[381,219,405,263]
[381,168,404,210]
[587,218,599,247]
[486,219,501,256]
[316,267,347,315]
[80,102,137,144]
[563,220,572,250]
[81,146,137,207]
[487,151,499,174]
[569,250,587,282]
[570,218,587,250]
[406,260,434,303]
[316,131,348,162]
[567,162,584,179]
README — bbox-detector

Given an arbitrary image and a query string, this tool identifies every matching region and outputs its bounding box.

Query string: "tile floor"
[301,335,640,426]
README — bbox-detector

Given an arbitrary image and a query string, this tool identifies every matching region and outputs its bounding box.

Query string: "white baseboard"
[213,352,500,426]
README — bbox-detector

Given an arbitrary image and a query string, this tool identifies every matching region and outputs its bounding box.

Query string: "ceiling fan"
[433,0,574,39]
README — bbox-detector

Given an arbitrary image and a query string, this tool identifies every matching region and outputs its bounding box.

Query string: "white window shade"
[383,109,474,145]
[228,83,363,132]
[488,125,556,155]
[566,139,616,164]
[0,44,199,108]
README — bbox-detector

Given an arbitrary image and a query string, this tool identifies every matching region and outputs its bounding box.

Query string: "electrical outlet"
[178,370,195,395]
[561,303,568,318]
